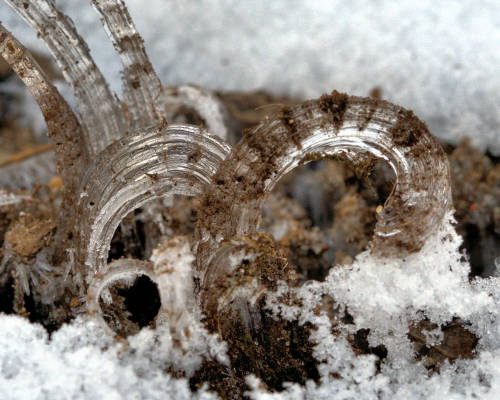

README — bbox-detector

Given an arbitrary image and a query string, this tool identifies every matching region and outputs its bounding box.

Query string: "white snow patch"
[263,213,500,399]
[0,315,217,400]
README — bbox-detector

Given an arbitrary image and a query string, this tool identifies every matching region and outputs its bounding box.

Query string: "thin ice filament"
[5,0,126,154]
[90,0,166,129]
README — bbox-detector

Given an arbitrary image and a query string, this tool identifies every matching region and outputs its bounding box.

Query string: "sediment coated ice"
[194,94,453,275]
[1,0,499,154]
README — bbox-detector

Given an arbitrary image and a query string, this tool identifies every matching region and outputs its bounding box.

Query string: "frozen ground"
[1,0,499,154]
[1,216,500,399]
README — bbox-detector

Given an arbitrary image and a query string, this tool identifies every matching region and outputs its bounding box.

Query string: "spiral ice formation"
[87,236,197,335]
[1,0,233,321]
[195,91,453,282]
[77,124,230,275]
[1,1,455,338]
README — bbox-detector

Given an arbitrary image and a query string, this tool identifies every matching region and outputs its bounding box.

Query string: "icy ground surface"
[2,214,500,399]
[1,0,499,154]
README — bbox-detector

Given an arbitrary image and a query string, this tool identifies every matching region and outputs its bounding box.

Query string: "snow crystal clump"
[0,315,218,400]
[128,237,230,377]
[263,212,500,399]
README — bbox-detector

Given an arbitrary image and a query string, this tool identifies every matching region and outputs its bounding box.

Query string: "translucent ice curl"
[195,92,453,283]
[77,124,230,275]
[86,258,158,322]
[1,0,233,319]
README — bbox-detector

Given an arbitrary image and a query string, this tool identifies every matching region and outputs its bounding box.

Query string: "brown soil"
[196,237,320,396]
[5,214,55,258]
[409,318,478,371]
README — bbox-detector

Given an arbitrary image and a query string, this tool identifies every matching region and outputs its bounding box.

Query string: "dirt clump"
[199,233,319,397]
[409,318,478,371]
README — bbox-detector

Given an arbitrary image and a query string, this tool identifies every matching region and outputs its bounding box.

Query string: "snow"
[0,315,217,400]
[262,213,500,399]
[0,0,499,154]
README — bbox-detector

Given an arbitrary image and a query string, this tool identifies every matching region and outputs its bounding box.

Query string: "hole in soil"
[261,158,395,282]
[461,223,484,277]
[0,275,14,314]
[99,274,161,337]
[120,275,161,328]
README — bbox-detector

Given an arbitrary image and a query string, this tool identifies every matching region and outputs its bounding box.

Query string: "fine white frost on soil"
[1,0,499,154]
[1,214,500,399]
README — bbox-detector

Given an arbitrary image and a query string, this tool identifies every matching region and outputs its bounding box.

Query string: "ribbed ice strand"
[90,0,166,129]
[195,91,453,283]
[4,0,126,154]
[77,124,230,276]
